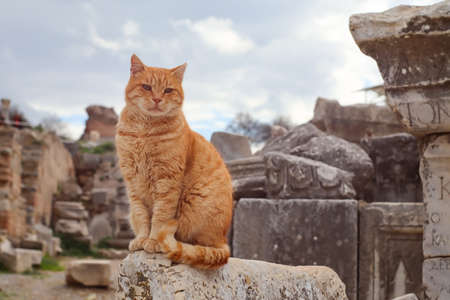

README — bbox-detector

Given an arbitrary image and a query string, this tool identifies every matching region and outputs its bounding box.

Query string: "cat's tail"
[157,220,230,270]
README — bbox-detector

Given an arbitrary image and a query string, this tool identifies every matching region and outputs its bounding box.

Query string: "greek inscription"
[430,212,441,224]
[398,101,450,126]
[432,230,449,247]
[430,259,450,271]
[440,176,450,200]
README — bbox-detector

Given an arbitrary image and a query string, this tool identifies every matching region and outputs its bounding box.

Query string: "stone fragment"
[98,248,128,259]
[20,239,43,250]
[33,224,59,256]
[421,134,450,257]
[291,135,374,197]
[117,251,348,300]
[88,213,112,244]
[350,1,450,136]
[391,294,419,300]
[359,202,424,300]
[311,98,404,143]
[66,259,111,287]
[260,123,326,154]
[233,198,357,300]
[0,248,42,273]
[210,131,252,161]
[423,257,450,300]
[81,105,118,140]
[361,133,421,202]
[54,201,88,220]
[226,156,266,200]
[264,152,356,199]
[55,219,89,237]
[57,179,83,202]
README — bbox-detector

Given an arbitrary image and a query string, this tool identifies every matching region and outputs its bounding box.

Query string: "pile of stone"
[0,235,42,273]
[350,1,450,299]
[52,179,90,243]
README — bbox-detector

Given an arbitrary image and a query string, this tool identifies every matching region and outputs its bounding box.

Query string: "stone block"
[117,251,348,300]
[55,219,89,237]
[421,134,450,257]
[0,248,43,273]
[423,258,450,300]
[264,152,356,199]
[88,213,112,244]
[226,157,266,200]
[359,202,424,300]
[233,198,357,300]
[260,123,326,154]
[54,201,88,220]
[291,135,374,197]
[210,131,252,161]
[311,97,404,143]
[361,133,421,202]
[66,259,111,287]
[392,294,419,300]
[350,1,450,136]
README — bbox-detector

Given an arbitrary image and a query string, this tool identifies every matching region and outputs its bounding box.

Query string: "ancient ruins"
[0,1,448,299]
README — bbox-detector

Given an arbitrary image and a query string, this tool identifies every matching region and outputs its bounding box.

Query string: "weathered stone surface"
[0,247,43,273]
[361,133,422,202]
[423,257,450,300]
[66,259,111,287]
[350,1,450,136]
[264,152,356,199]
[88,213,112,244]
[421,134,450,257]
[226,157,266,200]
[233,198,357,300]
[56,179,83,202]
[291,135,374,197]
[33,224,59,256]
[210,131,252,161]
[359,202,424,300]
[117,251,348,300]
[311,98,404,143]
[81,105,118,140]
[98,248,128,259]
[392,294,419,300]
[54,201,88,220]
[260,123,326,154]
[55,219,88,237]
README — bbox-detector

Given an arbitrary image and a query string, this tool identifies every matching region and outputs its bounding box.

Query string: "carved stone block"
[233,198,358,300]
[421,134,450,257]
[264,151,356,199]
[226,156,266,200]
[350,1,450,136]
[423,257,450,300]
[359,202,424,300]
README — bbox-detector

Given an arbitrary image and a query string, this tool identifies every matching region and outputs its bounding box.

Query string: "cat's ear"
[130,54,145,75]
[171,63,187,82]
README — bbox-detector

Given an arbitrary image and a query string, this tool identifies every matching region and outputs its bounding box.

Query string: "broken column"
[350,2,450,299]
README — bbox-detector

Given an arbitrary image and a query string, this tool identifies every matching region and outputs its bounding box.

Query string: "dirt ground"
[0,257,121,300]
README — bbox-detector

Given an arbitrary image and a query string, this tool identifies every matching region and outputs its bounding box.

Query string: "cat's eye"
[164,88,174,94]
[142,84,152,91]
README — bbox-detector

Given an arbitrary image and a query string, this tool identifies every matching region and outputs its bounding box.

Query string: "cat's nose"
[153,98,162,104]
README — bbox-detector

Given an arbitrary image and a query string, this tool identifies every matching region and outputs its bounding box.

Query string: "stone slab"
[423,257,450,300]
[264,152,356,199]
[66,259,112,287]
[421,134,450,257]
[210,131,252,161]
[359,202,424,300]
[117,251,348,300]
[392,294,419,300]
[233,198,357,300]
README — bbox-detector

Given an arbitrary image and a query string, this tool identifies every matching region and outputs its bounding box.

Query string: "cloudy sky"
[0,0,438,140]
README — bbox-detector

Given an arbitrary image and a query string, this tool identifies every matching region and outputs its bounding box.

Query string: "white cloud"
[175,17,255,55]
[123,20,139,36]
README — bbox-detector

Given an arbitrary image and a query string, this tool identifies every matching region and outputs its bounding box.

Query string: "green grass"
[0,290,17,300]
[56,233,103,258]
[79,141,115,154]
[21,269,45,278]
[0,262,11,274]
[39,254,64,272]
[96,236,112,249]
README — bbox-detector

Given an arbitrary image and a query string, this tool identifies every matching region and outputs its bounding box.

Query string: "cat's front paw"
[143,238,161,253]
[129,236,148,252]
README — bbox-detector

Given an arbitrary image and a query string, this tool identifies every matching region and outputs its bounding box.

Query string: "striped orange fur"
[115,54,233,269]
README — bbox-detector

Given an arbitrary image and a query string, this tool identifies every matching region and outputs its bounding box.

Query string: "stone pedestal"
[350,2,450,299]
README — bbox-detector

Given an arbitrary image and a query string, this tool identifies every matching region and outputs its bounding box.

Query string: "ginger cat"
[115,54,233,269]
